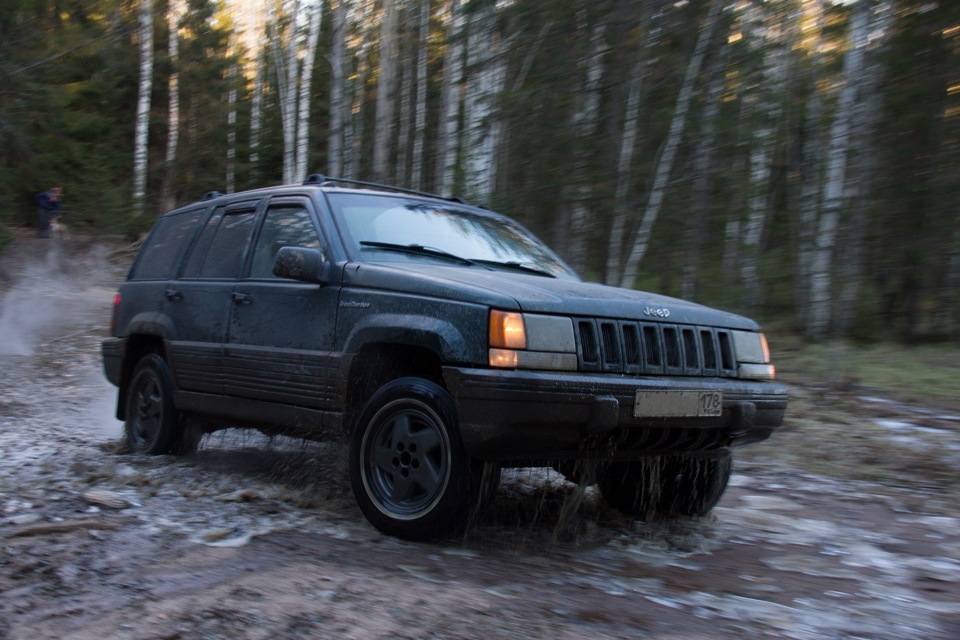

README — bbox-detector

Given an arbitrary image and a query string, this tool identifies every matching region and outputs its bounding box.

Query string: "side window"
[249,204,323,279]
[130,210,203,280]
[182,207,224,278]
[198,211,258,278]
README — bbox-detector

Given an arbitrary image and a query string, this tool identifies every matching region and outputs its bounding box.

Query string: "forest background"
[1,0,958,346]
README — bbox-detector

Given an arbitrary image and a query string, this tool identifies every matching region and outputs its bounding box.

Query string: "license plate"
[634,390,723,418]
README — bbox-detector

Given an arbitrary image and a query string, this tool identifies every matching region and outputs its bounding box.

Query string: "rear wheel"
[124,353,191,455]
[350,377,488,540]
[599,453,732,519]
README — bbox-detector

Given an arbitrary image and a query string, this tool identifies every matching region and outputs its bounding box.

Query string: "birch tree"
[605,5,653,286]
[295,0,322,182]
[462,0,507,205]
[328,0,347,177]
[372,0,398,182]
[808,0,870,340]
[435,0,464,196]
[618,0,724,289]
[160,0,183,213]
[132,0,154,216]
[411,0,430,189]
[565,13,607,275]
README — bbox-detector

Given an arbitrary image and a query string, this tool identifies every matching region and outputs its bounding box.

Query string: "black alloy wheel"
[124,353,180,455]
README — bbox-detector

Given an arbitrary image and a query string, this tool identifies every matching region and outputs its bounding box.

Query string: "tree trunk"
[328,0,347,178]
[132,0,154,216]
[250,40,265,184]
[566,15,606,276]
[682,38,728,300]
[226,54,238,193]
[372,0,398,182]
[808,0,869,340]
[618,0,723,289]
[396,4,413,187]
[411,0,430,189]
[605,3,652,286]
[159,0,181,213]
[462,2,501,205]
[435,0,464,196]
[295,0,322,183]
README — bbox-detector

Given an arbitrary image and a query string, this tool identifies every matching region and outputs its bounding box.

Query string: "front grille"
[574,319,737,377]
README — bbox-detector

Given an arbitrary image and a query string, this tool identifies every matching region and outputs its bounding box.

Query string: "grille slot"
[574,319,738,377]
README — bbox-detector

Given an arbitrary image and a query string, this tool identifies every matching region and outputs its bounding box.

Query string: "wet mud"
[2,232,959,639]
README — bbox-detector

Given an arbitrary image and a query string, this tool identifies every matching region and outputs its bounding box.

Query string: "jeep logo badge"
[643,307,671,318]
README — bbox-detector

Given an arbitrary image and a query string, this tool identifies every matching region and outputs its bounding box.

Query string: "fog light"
[489,348,519,368]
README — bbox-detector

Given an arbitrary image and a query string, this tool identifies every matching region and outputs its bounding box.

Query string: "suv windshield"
[327,192,578,280]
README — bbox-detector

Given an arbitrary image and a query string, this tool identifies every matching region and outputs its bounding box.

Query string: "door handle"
[232,292,253,305]
[164,289,183,301]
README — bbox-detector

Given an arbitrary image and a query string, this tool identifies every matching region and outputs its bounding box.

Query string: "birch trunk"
[604,32,648,286]
[833,0,893,339]
[435,0,464,196]
[327,0,347,177]
[462,3,501,205]
[372,0,398,182]
[159,0,181,213]
[681,38,728,300]
[808,0,869,340]
[226,55,238,193]
[566,16,606,276]
[618,0,723,289]
[295,0,322,183]
[411,0,429,189]
[397,12,413,187]
[132,0,154,216]
[250,42,265,183]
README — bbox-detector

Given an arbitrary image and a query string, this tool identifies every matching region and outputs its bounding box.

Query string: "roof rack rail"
[302,174,467,205]
[202,191,223,201]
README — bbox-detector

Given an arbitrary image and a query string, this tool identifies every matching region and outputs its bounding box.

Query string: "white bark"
[160,0,182,213]
[682,38,728,300]
[435,0,464,196]
[618,0,723,289]
[132,0,154,215]
[226,53,238,193]
[566,16,606,275]
[373,0,398,182]
[462,3,504,205]
[808,0,870,340]
[397,12,413,186]
[411,0,430,189]
[605,6,652,286]
[328,0,347,177]
[250,42,265,181]
[295,1,323,183]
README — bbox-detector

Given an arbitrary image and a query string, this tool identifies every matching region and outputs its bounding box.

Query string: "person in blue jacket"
[36,186,63,238]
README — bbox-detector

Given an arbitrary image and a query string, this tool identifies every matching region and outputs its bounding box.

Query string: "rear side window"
[130,209,203,280]
[181,204,259,279]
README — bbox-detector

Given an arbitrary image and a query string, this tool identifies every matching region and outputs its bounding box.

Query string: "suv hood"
[345,261,758,331]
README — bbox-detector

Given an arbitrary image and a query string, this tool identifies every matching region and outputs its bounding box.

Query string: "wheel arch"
[116,333,169,421]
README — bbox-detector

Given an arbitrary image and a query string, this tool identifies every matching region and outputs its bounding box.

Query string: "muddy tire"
[124,353,184,455]
[599,454,732,519]
[350,377,485,540]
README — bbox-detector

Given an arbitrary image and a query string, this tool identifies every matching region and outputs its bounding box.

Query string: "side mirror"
[273,246,329,283]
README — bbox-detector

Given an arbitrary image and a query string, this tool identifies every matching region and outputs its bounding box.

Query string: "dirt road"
[2,232,959,639]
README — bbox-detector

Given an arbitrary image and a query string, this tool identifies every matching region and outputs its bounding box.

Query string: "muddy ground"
[1,230,959,639]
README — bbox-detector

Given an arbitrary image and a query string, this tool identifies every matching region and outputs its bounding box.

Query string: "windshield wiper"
[359,241,477,266]
[469,259,557,278]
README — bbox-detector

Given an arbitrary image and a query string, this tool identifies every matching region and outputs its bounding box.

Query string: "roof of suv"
[190,175,469,212]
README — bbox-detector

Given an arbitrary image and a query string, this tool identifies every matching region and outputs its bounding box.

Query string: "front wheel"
[349,377,487,540]
[599,453,732,519]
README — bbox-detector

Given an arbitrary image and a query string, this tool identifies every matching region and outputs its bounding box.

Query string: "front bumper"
[443,366,787,462]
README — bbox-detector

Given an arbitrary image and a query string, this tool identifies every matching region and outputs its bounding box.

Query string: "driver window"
[250,204,322,279]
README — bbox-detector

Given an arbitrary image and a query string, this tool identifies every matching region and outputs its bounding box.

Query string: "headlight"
[488,311,577,371]
[732,330,776,380]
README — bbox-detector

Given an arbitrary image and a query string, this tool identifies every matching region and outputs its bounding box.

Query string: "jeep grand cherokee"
[101,176,788,540]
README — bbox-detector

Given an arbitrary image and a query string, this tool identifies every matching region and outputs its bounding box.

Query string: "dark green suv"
[102,176,787,540]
